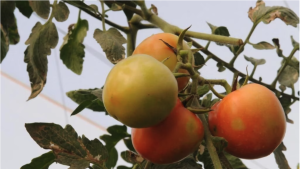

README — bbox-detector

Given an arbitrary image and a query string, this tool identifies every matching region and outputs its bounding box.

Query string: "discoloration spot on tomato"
[231,118,245,131]
[186,118,195,133]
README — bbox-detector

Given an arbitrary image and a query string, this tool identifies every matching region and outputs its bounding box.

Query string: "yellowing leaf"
[24,21,58,100]
[248,0,299,27]
[94,28,126,64]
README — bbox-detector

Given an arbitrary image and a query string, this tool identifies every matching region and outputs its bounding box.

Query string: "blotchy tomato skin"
[132,98,204,164]
[133,33,190,92]
[208,83,286,159]
[103,54,178,128]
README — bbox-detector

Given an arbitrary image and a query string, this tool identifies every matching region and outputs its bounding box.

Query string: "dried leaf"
[279,84,286,92]
[244,55,266,65]
[53,1,69,22]
[60,18,88,75]
[29,1,50,19]
[251,41,275,50]
[248,0,299,27]
[273,142,291,169]
[104,1,137,20]
[24,21,58,100]
[21,151,55,169]
[272,38,285,57]
[15,1,33,18]
[94,28,126,64]
[66,88,106,112]
[25,123,109,169]
[151,4,158,15]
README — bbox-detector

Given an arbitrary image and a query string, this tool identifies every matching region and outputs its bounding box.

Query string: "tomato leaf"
[279,95,293,124]
[194,52,205,70]
[71,99,98,116]
[104,1,137,20]
[278,57,299,87]
[244,55,266,66]
[207,22,230,46]
[110,3,124,11]
[197,84,210,97]
[94,28,126,64]
[211,136,228,152]
[60,18,89,75]
[223,151,248,169]
[248,0,299,27]
[273,142,291,169]
[291,36,299,48]
[29,1,50,19]
[1,28,9,63]
[24,21,58,100]
[21,151,55,169]
[216,62,226,72]
[121,151,144,164]
[201,93,212,108]
[250,41,275,50]
[53,1,69,22]
[25,123,109,169]
[123,137,136,152]
[272,38,285,58]
[66,88,106,112]
[15,1,33,18]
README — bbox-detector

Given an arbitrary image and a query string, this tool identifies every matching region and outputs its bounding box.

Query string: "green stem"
[229,23,258,66]
[291,85,295,96]
[271,45,299,88]
[219,152,233,169]
[207,82,225,99]
[250,64,257,78]
[205,41,211,50]
[198,77,232,94]
[100,0,106,31]
[197,114,223,169]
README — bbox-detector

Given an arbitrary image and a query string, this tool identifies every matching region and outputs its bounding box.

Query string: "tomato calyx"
[159,39,177,55]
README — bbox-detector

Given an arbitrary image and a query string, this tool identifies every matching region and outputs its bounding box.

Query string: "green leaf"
[194,52,205,69]
[248,0,299,27]
[228,45,241,55]
[111,3,124,11]
[7,18,20,45]
[273,142,291,169]
[29,1,50,19]
[66,88,106,112]
[223,151,248,169]
[272,38,285,57]
[106,147,118,169]
[201,93,212,108]
[291,36,299,48]
[24,21,58,100]
[197,85,210,97]
[21,151,55,169]
[214,26,230,36]
[123,138,136,152]
[120,151,144,164]
[89,4,99,13]
[244,55,266,65]
[25,123,109,169]
[94,28,126,64]
[105,1,137,20]
[216,62,226,72]
[1,29,9,63]
[279,95,293,124]
[100,125,130,151]
[64,0,100,16]
[60,18,89,75]
[15,1,33,18]
[53,1,69,22]
[71,99,97,116]
[250,41,275,50]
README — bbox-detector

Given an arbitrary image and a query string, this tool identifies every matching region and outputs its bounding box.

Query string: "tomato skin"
[132,98,204,164]
[208,83,286,159]
[103,54,178,128]
[133,33,190,92]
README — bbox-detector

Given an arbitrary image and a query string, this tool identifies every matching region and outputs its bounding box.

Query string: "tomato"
[132,98,204,164]
[208,83,286,159]
[133,33,190,92]
[102,54,178,128]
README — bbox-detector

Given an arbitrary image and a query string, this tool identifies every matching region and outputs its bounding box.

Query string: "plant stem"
[271,45,299,88]
[197,114,223,169]
[229,23,258,66]
[205,41,211,50]
[100,0,106,31]
[198,76,232,94]
[250,64,257,78]
[219,152,233,169]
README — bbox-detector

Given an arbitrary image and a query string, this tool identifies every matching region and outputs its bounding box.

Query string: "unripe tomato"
[208,83,286,159]
[132,98,204,164]
[103,54,178,128]
[133,33,190,92]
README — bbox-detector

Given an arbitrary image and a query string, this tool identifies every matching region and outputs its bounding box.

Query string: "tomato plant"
[208,83,286,159]
[102,54,178,128]
[132,98,204,164]
[133,33,191,92]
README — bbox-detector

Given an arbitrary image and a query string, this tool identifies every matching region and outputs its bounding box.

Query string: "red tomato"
[133,33,190,92]
[208,83,286,159]
[132,98,204,164]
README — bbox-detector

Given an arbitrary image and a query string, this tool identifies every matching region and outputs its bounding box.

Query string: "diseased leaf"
[216,62,226,72]
[64,1,100,16]
[21,151,55,169]
[291,36,299,48]
[94,28,126,64]
[151,4,158,15]
[16,1,33,18]
[244,55,266,65]
[272,38,285,58]
[248,0,299,27]
[278,65,299,87]
[24,21,58,100]
[250,41,275,50]
[89,4,99,13]
[121,151,144,164]
[273,142,291,169]
[279,84,286,92]
[25,123,109,169]
[66,88,106,112]
[29,1,50,19]
[1,29,9,63]
[104,1,137,20]
[60,18,88,75]
[53,1,70,22]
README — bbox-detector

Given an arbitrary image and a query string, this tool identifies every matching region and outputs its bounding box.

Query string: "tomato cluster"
[102,33,286,164]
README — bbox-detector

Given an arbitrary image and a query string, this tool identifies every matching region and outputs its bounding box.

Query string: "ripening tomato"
[133,33,190,92]
[208,83,286,159]
[132,98,204,164]
[102,54,178,128]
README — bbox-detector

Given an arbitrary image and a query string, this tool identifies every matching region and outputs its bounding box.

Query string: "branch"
[64,0,130,33]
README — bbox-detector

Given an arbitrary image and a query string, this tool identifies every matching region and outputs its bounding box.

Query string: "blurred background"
[1,1,299,168]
